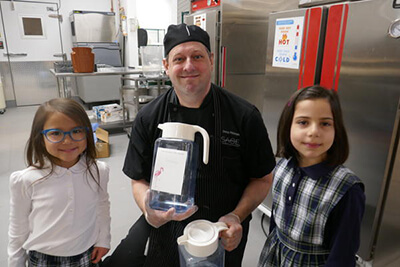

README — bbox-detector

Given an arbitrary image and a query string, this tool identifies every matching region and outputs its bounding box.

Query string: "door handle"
[53,53,67,61]
[53,53,66,57]
[3,52,28,57]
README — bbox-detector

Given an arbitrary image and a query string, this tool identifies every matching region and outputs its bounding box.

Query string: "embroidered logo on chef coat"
[221,130,240,147]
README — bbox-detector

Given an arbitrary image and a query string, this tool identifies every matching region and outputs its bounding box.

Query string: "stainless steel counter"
[49,68,142,98]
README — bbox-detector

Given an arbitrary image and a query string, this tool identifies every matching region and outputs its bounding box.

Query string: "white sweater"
[8,156,111,267]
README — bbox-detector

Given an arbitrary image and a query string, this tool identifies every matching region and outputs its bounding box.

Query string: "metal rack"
[120,75,170,136]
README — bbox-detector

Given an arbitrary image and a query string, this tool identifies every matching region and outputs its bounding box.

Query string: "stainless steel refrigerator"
[263,0,400,265]
[184,0,300,112]
[186,0,400,265]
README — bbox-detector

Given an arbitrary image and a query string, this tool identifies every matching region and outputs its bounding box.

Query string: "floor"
[0,105,270,266]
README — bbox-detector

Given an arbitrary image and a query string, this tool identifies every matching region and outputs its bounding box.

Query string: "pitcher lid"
[158,122,196,141]
[187,220,217,244]
[158,122,210,164]
[177,220,227,257]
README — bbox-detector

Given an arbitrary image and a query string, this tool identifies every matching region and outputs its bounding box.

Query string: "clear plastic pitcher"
[178,220,227,267]
[149,122,209,213]
[140,45,163,77]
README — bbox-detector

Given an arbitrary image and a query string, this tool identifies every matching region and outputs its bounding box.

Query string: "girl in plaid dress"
[258,86,365,267]
[8,98,111,267]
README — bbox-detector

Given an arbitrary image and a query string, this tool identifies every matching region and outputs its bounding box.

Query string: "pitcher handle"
[214,222,228,232]
[194,126,210,164]
[177,234,189,245]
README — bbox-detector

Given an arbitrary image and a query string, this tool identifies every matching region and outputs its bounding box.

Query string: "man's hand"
[91,247,110,263]
[144,190,198,228]
[218,213,243,251]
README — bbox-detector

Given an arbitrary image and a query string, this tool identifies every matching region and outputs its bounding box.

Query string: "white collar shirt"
[8,156,111,267]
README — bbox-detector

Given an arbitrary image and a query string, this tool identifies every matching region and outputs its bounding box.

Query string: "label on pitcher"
[151,148,188,195]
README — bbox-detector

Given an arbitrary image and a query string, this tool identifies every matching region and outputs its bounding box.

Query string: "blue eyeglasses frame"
[41,126,89,143]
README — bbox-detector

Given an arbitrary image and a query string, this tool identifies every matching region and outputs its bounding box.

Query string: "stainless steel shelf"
[120,75,170,135]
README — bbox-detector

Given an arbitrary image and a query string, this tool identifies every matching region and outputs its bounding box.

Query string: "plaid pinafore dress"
[258,158,362,267]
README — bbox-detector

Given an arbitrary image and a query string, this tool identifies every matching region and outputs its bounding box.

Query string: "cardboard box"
[100,109,123,122]
[92,103,122,119]
[95,127,110,158]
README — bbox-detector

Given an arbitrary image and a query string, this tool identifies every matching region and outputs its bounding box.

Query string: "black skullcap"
[164,23,210,56]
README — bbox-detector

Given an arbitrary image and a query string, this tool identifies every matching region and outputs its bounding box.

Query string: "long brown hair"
[26,98,99,183]
[276,85,349,166]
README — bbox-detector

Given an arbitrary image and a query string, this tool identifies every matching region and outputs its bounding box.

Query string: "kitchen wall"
[123,0,177,67]
[20,0,177,66]
[1,0,177,103]
[15,0,114,60]
[137,0,177,30]
[0,0,112,103]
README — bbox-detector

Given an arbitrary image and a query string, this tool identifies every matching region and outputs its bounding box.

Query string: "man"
[102,23,275,267]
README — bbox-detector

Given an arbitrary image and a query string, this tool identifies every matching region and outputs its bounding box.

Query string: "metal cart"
[120,75,170,137]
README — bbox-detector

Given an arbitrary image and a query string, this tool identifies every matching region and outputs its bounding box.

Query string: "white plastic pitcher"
[177,220,228,266]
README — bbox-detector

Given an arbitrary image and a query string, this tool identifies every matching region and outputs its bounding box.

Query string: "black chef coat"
[123,83,275,266]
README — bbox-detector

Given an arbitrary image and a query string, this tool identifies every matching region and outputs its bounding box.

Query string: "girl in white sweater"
[8,98,111,267]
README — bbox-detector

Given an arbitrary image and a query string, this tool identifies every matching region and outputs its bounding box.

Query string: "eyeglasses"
[42,127,88,143]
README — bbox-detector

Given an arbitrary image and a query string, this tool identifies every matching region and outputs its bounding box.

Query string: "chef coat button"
[288,196,292,201]
[292,183,295,187]
[173,107,177,112]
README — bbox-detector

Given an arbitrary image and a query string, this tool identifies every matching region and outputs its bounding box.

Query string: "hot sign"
[272,17,304,69]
